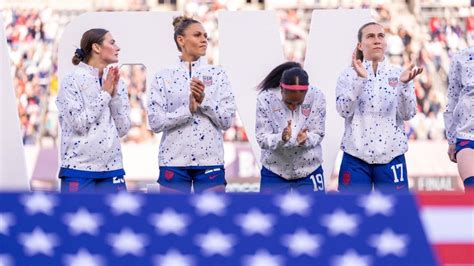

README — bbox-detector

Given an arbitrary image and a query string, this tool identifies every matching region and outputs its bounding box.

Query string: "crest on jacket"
[203,76,213,86]
[388,77,399,87]
[301,104,311,117]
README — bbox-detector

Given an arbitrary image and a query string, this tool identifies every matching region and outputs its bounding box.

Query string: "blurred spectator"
[120,65,153,143]
[5,9,54,145]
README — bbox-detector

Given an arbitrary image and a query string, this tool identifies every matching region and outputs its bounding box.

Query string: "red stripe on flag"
[418,193,474,265]
[432,244,474,265]
[417,193,474,207]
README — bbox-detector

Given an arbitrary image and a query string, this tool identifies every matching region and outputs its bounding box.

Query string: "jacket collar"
[77,62,100,77]
[362,56,387,76]
[77,62,116,80]
[177,56,206,70]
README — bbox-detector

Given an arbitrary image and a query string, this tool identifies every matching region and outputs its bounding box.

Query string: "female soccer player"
[444,46,474,191]
[148,16,236,193]
[256,62,326,193]
[336,22,423,193]
[56,28,130,192]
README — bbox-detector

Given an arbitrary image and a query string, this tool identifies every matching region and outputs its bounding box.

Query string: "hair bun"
[74,48,85,60]
[173,16,188,29]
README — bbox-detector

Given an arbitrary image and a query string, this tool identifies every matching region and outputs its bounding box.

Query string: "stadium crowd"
[2,0,472,145]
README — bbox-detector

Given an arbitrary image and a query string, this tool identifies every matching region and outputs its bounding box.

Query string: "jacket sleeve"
[396,78,417,121]
[301,90,326,149]
[255,93,285,150]
[56,74,111,135]
[109,79,131,137]
[198,69,236,130]
[147,73,193,133]
[444,56,462,145]
[336,69,367,118]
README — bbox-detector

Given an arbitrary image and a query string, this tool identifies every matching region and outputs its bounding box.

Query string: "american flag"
[0,192,448,266]
[418,193,474,266]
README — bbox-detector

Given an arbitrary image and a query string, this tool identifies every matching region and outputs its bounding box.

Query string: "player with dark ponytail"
[56,28,131,192]
[256,62,326,193]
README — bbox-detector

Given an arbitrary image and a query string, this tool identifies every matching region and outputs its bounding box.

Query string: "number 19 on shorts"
[310,174,324,191]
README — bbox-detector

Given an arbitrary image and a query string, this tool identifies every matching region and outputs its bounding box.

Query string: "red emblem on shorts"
[342,171,351,186]
[460,140,470,147]
[209,174,218,180]
[69,181,79,192]
[164,170,174,180]
[396,185,405,190]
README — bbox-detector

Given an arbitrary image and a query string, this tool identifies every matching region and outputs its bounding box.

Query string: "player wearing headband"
[256,62,326,193]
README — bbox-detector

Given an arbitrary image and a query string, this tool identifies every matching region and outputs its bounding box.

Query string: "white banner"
[0,17,29,191]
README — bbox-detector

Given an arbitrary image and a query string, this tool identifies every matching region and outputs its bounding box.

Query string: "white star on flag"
[368,228,409,256]
[321,209,360,236]
[281,228,323,257]
[20,193,57,215]
[106,192,143,216]
[63,248,104,266]
[107,228,148,256]
[0,254,13,266]
[195,228,236,256]
[153,249,195,266]
[331,249,372,266]
[149,208,190,235]
[0,213,15,235]
[235,208,275,236]
[242,249,284,266]
[358,193,395,216]
[18,227,59,256]
[191,193,228,216]
[274,192,312,216]
[63,208,103,235]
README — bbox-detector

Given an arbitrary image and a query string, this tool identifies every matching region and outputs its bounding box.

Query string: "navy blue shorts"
[260,166,325,193]
[158,166,226,193]
[60,176,126,193]
[455,138,474,158]
[338,152,409,193]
